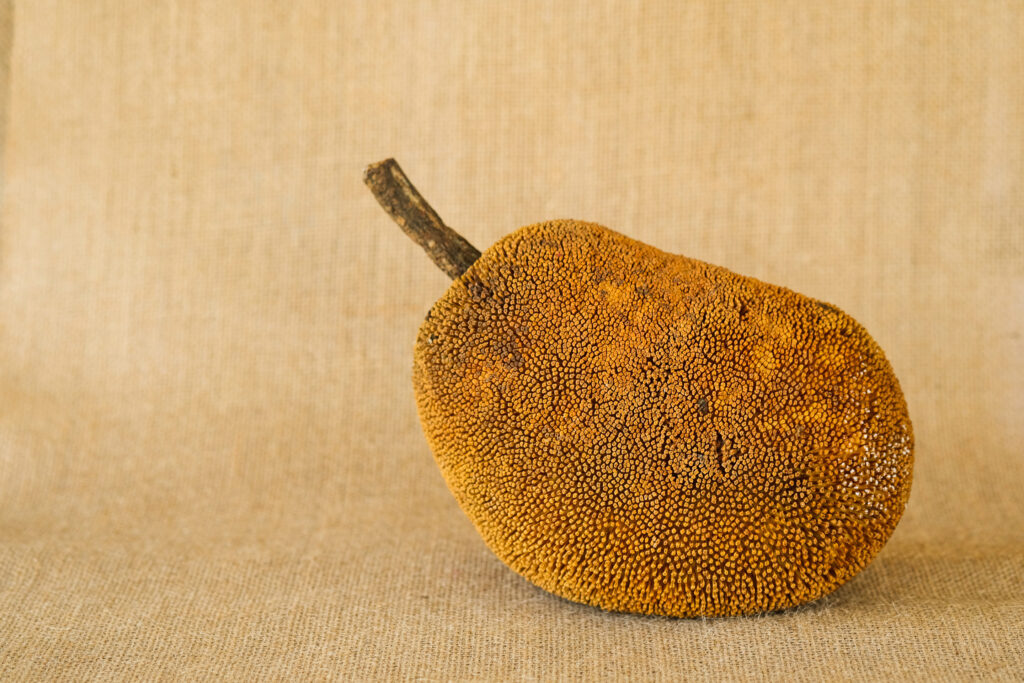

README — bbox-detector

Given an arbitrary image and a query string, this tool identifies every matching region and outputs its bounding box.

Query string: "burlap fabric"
[1,2,1022,679]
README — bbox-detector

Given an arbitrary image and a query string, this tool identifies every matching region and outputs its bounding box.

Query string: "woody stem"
[363,158,480,279]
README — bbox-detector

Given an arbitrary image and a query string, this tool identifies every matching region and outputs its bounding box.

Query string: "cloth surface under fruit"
[1,2,1022,679]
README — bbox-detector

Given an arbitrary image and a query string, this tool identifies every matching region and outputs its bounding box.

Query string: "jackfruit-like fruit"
[366,159,913,618]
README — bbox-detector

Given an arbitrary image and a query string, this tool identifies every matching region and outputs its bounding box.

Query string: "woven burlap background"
[1,2,1022,680]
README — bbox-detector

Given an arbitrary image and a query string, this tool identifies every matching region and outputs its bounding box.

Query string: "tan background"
[1,1,1022,680]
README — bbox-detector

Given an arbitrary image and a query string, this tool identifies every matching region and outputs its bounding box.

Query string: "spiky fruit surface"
[414,220,913,617]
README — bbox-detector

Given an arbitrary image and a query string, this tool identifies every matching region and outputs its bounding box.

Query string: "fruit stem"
[363,158,481,279]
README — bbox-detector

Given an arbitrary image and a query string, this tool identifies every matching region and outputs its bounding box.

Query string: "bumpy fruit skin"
[413,220,913,618]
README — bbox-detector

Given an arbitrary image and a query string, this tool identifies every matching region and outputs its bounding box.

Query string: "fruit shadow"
[814,541,1022,611]
[490,540,1023,622]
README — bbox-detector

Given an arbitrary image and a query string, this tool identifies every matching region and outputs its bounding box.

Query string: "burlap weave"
[1,1,1022,679]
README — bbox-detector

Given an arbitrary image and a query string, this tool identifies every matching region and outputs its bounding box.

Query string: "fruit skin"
[413,220,913,618]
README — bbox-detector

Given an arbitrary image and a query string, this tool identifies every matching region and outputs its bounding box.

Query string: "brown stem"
[363,158,481,279]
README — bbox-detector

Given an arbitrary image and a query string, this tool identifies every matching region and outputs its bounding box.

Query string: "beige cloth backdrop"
[1,1,1022,680]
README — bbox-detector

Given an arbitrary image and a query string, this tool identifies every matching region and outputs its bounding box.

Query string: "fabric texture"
[1,1,1022,679]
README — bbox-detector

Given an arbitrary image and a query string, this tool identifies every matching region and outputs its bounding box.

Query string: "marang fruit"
[365,158,913,617]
